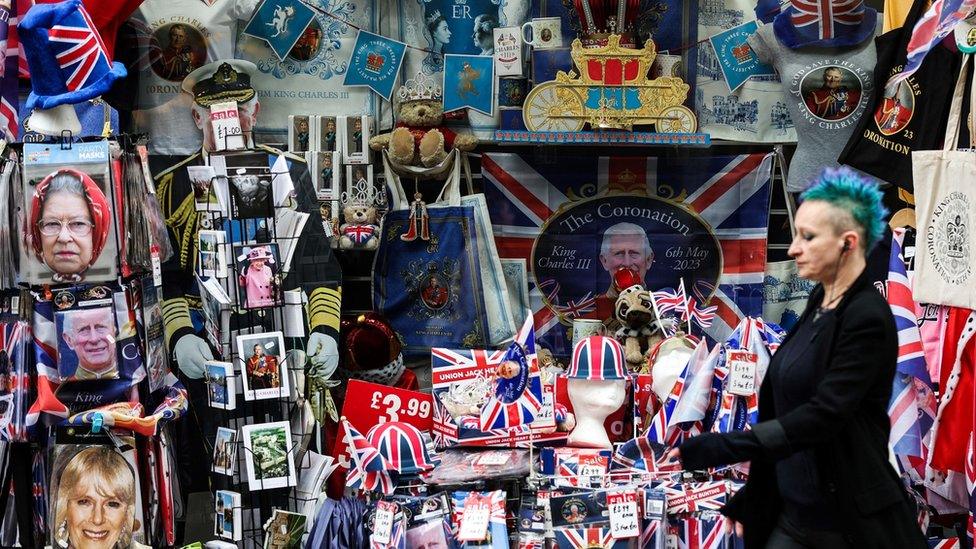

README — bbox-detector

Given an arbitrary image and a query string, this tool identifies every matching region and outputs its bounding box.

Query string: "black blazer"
[680,269,926,549]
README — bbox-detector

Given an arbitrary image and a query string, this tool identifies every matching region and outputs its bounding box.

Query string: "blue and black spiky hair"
[800,167,888,251]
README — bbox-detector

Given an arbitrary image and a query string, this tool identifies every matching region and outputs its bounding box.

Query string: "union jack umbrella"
[567,335,627,380]
[19,0,127,112]
[366,422,436,476]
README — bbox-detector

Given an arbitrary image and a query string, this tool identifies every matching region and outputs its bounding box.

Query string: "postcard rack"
[197,148,330,548]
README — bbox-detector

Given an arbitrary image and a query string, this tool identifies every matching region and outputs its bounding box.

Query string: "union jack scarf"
[886,228,933,459]
[889,0,976,85]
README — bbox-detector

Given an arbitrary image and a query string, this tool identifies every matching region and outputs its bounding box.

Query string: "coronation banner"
[483,152,774,356]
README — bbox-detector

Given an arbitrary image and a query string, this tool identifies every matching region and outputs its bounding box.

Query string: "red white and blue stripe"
[567,335,627,380]
[48,5,110,92]
[790,0,866,41]
[343,419,395,495]
[366,422,435,476]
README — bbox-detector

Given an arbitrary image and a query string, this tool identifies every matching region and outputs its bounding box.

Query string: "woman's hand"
[724,517,744,538]
[663,447,682,468]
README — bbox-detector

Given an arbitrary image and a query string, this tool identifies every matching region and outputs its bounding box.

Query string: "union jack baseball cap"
[366,422,436,475]
[20,0,127,112]
[773,0,877,49]
[566,336,627,381]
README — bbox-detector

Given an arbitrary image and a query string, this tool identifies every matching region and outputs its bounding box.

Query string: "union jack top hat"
[366,422,436,475]
[20,0,127,112]
[567,336,627,381]
[773,0,877,49]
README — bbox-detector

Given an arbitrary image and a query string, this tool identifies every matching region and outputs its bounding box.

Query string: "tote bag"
[373,151,514,355]
[911,53,976,309]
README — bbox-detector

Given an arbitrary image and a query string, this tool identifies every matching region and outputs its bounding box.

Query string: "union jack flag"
[479,316,545,431]
[890,0,976,85]
[929,538,962,548]
[555,526,628,548]
[646,342,708,446]
[886,229,933,458]
[48,5,112,92]
[483,152,774,355]
[0,0,19,139]
[611,435,665,474]
[343,419,395,495]
[682,297,719,330]
[653,288,686,316]
[670,514,729,549]
[790,0,866,41]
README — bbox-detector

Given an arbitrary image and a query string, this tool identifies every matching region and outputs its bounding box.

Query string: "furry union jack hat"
[774,0,877,49]
[566,336,627,381]
[20,0,127,112]
[366,422,436,475]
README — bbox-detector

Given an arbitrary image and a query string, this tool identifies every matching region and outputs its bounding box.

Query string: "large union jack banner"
[483,152,775,356]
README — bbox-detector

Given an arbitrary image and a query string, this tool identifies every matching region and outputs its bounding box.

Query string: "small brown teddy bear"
[369,73,478,168]
[339,203,379,250]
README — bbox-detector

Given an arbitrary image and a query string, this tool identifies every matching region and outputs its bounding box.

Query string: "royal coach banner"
[483,152,774,356]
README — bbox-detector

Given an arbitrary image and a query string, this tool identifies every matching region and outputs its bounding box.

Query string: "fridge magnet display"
[262,509,307,548]
[288,115,311,153]
[213,427,238,476]
[198,230,228,279]
[48,445,142,549]
[206,361,237,410]
[237,331,290,400]
[339,115,371,164]
[316,115,337,151]
[187,165,222,212]
[242,421,297,491]
[22,141,117,285]
[215,490,243,541]
[233,243,283,309]
[55,306,119,382]
[313,151,341,200]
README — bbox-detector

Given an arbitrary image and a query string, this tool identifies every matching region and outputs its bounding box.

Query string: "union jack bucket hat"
[366,422,436,475]
[566,336,627,381]
[20,0,127,112]
[773,0,877,49]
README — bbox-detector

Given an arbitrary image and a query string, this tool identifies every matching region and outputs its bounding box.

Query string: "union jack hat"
[566,336,627,380]
[773,0,877,49]
[366,422,436,476]
[20,0,127,112]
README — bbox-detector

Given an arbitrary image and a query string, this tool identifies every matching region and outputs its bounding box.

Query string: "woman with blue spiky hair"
[670,167,926,549]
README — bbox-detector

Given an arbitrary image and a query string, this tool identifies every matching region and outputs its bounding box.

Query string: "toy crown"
[397,72,442,103]
[341,175,383,208]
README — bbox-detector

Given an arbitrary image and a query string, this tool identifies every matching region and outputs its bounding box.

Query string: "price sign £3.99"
[332,380,435,466]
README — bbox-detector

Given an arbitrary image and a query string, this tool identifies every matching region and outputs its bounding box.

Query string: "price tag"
[151,246,162,287]
[458,496,490,541]
[476,452,510,466]
[372,501,395,545]
[904,245,916,259]
[333,380,433,465]
[727,350,758,397]
[578,463,604,487]
[607,492,640,539]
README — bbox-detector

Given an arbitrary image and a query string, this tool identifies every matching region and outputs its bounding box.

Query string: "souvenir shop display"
[3,0,976,547]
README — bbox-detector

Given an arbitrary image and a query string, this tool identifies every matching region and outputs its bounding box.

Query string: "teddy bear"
[338,203,379,250]
[612,268,667,370]
[369,73,478,168]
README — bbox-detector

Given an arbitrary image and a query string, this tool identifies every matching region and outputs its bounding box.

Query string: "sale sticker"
[333,380,434,465]
[458,494,491,541]
[372,500,396,545]
[607,491,640,539]
[727,350,758,397]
